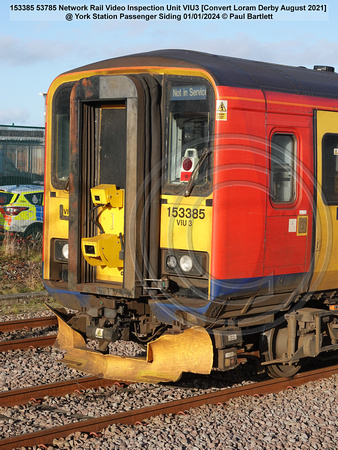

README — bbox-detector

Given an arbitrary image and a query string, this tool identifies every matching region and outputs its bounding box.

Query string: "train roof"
[66,49,338,99]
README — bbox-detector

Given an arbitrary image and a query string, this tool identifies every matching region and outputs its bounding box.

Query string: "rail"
[0,315,57,332]
[0,376,126,407]
[0,316,58,351]
[0,364,337,450]
[0,335,56,351]
[0,291,49,303]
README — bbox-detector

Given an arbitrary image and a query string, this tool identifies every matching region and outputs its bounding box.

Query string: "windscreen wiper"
[183,148,212,197]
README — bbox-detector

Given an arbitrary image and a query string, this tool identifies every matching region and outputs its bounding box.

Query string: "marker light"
[182,157,193,171]
[55,240,69,262]
[62,243,69,260]
[180,148,199,182]
[166,254,178,270]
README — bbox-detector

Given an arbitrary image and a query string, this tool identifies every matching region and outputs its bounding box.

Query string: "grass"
[0,234,65,315]
[0,233,44,295]
[1,232,42,259]
[0,296,62,316]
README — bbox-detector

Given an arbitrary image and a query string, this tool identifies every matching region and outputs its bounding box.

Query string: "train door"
[311,110,338,292]
[263,114,314,295]
[86,103,126,285]
[67,75,161,298]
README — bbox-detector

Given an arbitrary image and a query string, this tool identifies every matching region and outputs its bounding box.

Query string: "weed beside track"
[0,234,43,296]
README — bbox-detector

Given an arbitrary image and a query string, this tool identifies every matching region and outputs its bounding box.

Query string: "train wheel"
[264,326,302,378]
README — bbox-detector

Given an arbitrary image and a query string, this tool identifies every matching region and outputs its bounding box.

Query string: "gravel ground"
[1,310,338,449]
[68,377,338,450]
[0,309,55,323]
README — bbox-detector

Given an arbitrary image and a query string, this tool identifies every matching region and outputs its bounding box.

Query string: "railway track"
[0,316,57,351]
[0,334,56,351]
[0,376,127,407]
[1,314,337,448]
[0,364,337,450]
[0,291,49,304]
[0,315,57,332]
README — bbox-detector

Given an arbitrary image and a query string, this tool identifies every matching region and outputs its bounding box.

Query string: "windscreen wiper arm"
[184,148,212,197]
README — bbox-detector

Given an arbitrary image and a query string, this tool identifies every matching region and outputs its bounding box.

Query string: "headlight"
[163,250,207,277]
[179,255,193,272]
[166,254,177,270]
[55,239,69,262]
[62,243,69,260]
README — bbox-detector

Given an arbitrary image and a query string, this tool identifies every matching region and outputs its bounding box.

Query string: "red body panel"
[211,86,315,298]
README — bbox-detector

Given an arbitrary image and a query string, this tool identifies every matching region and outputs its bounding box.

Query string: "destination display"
[170,86,207,101]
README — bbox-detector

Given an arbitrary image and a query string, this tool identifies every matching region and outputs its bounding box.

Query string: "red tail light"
[4,206,29,216]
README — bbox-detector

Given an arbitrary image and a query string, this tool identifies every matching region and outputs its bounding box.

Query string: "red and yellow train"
[43,50,338,382]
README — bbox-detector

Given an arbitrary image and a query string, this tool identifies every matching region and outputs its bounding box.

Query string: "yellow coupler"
[50,307,214,384]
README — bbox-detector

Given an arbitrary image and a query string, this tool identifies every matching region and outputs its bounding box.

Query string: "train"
[43,50,338,383]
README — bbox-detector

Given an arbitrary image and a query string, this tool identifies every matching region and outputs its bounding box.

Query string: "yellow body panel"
[311,110,338,291]
[160,194,213,253]
[43,193,69,279]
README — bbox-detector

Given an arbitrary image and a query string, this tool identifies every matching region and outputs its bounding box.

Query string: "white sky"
[0,0,336,126]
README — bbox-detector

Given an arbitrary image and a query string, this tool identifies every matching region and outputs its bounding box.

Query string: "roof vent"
[314,65,335,72]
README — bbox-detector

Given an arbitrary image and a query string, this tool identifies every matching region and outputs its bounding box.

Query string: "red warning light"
[182,158,193,171]
[180,148,198,182]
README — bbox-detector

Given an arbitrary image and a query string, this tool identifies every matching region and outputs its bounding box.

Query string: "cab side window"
[270,134,296,204]
[322,133,338,204]
[52,85,72,188]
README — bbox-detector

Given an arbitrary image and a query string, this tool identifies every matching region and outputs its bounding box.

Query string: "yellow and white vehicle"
[0,184,44,240]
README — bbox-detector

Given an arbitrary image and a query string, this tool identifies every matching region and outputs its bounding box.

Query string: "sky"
[0,0,337,127]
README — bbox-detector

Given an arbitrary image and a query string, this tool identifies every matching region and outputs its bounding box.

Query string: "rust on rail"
[0,316,58,333]
[0,364,337,450]
[0,335,56,352]
[0,376,126,407]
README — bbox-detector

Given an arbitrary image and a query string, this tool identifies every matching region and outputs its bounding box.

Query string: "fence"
[0,124,45,186]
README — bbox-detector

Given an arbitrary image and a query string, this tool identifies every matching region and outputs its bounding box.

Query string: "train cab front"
[43,67,218,383]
